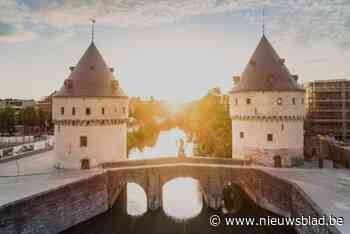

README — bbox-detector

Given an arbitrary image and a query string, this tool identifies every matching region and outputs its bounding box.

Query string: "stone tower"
[52,41,128,169]
[230,35,305,167]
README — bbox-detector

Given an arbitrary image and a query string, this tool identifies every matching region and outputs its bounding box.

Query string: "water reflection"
[128,128,193,159]
[127,128,198,219]
[62,183,297,234]
[127,183,147,216]
[162,178,202,220]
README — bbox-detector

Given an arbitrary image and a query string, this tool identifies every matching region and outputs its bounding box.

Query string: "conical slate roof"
[55,42,127,97]
[231,35,304,93]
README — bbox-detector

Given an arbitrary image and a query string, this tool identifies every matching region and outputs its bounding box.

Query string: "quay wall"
[0,173,108,234]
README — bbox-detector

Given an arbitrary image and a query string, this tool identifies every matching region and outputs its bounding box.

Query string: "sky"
[1,0,350,101]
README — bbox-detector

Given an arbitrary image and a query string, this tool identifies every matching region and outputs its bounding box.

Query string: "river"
[62,128,296,234]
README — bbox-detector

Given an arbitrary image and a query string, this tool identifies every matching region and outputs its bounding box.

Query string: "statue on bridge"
[177,138,186,160]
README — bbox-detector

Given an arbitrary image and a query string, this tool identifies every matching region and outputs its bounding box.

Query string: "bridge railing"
[101,156,251,168]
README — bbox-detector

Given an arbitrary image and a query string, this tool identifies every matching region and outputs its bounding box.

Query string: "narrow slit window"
[267,134,273,142]
[277,98,283,105]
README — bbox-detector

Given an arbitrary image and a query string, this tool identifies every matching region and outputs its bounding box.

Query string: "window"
[101,107,105,115]
[61,107,64,115]
[277,97,283,105]
[235,98,238,105]
[301,98,304,105]
[240,132,244,139]
[72,107,76,116]
[267,134,273,142]
[122,107,126,114]
[281,124,284,131]
[80,136,88,147]
[86,108,91,115]
[246,98,251,105]
[292,98,296,105]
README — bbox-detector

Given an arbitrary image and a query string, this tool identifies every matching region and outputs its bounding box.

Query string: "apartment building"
[304,79,350,142]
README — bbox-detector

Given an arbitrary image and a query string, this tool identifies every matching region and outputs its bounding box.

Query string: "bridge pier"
[204,176,224,210]
[147,173,162,211]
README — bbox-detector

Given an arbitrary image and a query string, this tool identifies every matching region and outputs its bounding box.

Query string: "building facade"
[52,42,128,169]
[229,35,305,167]
[0,99,36,112]
[304,79,350,142]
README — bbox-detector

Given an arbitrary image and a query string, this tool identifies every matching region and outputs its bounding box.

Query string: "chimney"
[279,58,285,65]
[233,76,240,85]
[69,66,75,72]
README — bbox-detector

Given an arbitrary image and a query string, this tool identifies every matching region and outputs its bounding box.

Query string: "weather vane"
[90,19,96,43]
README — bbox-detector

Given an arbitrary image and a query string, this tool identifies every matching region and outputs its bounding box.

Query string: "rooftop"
[54,43,127,98]
[231,35,304,93]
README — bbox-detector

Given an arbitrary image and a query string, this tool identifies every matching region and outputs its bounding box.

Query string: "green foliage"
[20,107,38,127]
[38,109,50,131]
[130,99,168,122]
[127,120,161,154]
[176,88,232,158]
[0,106,16,135]
[19,107,38,134]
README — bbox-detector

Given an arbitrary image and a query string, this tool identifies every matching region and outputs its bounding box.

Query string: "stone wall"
[0,173,108,234]
[0,162,342,234]
[240,169,341,234]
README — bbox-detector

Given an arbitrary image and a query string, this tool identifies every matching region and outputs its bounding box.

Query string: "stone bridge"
[104,157,291,216]
[0,156,340,234]
[102,157,340,234]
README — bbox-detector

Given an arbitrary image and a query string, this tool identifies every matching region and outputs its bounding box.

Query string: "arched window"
[277,98,283,105]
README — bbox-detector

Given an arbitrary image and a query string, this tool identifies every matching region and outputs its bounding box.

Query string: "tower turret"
[53,23,128,169]
[230,35,305,167]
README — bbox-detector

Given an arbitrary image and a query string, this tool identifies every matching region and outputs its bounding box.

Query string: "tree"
[0,106,16,135]
[38,109,49,132]
[20,107,38,135]
[175,88,232,158]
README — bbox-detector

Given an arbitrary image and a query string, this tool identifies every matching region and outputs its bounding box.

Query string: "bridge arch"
[126,182,148,216]
[162,177,203,219]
